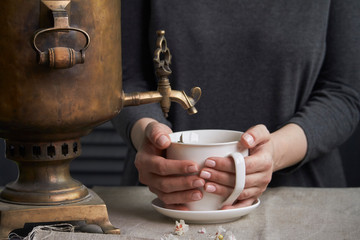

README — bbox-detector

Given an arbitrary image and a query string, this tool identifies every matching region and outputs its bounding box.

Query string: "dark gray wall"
[69,121,128,187]
[0,139,17,185]
[340,125,360,187]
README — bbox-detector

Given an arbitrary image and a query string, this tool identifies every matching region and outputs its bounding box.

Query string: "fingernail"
[243,133,254,145]
[200,170,211,179]
[156,135,169,147]
[188,165,198,173]
[205,159,216,167]
[193,179,204,188]
[191,192,202,201]
[205,184,216,193]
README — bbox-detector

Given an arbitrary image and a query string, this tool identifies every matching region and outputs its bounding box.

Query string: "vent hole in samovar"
[19,145,26,157]
[47,145,56,158]
[73,142,78,153]
[7,145,15,157]
[33,146,41,157]
[62,143,69,156]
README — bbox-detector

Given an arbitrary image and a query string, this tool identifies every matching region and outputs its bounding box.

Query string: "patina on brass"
[0,0,201,237]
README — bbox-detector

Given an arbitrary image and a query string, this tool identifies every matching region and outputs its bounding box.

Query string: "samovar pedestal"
[0,139,120,238]
[0,189,120,239]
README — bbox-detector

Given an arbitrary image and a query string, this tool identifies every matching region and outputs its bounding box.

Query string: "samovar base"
[2,139,90,205]
[0,189,120,239]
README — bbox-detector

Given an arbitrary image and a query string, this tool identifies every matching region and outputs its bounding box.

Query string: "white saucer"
[151,198,260,224]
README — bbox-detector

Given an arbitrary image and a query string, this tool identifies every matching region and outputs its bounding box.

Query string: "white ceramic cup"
[167,129,248,211]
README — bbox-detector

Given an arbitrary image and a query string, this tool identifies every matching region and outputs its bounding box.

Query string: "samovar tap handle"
[123,30,201,118]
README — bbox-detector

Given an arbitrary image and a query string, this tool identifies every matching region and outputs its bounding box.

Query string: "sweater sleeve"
[111,0,171,149]
[288,0,360,169]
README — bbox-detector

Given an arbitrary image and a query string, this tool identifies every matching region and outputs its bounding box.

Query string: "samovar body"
[0,0,122,142]
[0,0,125,206]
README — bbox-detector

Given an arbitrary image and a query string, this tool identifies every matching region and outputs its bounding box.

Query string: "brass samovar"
[0,0,201,237]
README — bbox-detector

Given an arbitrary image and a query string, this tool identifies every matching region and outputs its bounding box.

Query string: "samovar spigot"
[123,30,201,117]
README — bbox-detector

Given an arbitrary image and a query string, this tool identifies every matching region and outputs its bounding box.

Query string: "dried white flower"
[214,226,227,240]
[174,219,189,236]
[198,227,207,234]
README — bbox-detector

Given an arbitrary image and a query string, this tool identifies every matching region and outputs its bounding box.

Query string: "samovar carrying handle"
[32,0,90,69]
[33,28,90,69]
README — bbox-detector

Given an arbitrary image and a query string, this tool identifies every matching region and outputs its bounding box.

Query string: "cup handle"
[220,152,246,208]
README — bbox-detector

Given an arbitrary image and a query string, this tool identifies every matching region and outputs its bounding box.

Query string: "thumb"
[145,121,173,149]
[241,124,270,148]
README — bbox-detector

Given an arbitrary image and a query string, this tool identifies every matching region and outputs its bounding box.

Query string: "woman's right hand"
[131,119,205,208]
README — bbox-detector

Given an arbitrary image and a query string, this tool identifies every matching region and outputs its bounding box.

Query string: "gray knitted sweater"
[113,0,360,187]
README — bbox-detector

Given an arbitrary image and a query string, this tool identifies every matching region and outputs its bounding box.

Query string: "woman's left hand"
[199,124,274,209]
